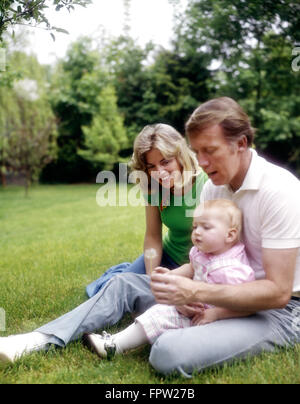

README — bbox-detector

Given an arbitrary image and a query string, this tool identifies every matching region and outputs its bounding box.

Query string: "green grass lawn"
[0,184,299,384]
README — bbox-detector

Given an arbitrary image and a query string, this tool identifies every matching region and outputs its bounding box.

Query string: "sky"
[20,0,186,65]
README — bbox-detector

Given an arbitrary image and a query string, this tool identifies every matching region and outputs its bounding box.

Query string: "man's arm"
[151,248,299,311]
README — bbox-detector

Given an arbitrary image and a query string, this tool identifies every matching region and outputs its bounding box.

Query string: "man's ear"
[226,228,238,244]
[237,135,248,153]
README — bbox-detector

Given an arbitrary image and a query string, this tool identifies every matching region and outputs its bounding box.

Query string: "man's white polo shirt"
[201,149,300,293]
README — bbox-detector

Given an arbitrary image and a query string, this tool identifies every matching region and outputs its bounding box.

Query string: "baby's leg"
[84,304,192,359]
[113,323,148,352]
[84,303,192,360]
[136,304,192,344]
[84,322,148,359]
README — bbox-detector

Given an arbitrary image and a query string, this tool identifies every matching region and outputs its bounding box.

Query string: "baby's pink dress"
[136,243,255,344]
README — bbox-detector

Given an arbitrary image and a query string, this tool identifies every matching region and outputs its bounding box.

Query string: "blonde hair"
[196,199,243,240]
[186,97,255,147]
[131,123,200,191]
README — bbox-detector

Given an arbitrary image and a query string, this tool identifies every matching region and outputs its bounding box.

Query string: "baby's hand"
[192,308,219,326]
[152,266,170,276]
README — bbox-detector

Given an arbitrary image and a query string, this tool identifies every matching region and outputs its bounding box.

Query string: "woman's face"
[145,148,182,189]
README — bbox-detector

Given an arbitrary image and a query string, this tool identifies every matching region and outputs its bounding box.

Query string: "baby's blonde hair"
[195,199,243,240]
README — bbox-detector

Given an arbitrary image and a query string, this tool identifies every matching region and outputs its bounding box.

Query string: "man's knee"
[149,331,191,377]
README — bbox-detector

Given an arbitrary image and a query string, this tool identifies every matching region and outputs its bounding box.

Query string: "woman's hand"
[151,272,201,306]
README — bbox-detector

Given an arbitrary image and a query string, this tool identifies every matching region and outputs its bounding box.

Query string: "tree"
[0,52,57,193]
[101,33,211,141]
[42,37,108,183]
[3,90,57,195]
[101,35,154,144]
[0,0,92,41]
[147,46,211,133]
[79,86,128,170]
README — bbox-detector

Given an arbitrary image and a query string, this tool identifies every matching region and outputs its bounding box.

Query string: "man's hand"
[192,308,220,326]
[192,307,254,326]
[176,303,205,318]
[150,272,200,306]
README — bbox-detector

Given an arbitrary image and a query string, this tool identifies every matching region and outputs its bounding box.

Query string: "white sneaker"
[0,332,49,364]
[83,331,116,360]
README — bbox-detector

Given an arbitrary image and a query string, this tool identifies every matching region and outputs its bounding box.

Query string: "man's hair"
[185,97,255,147]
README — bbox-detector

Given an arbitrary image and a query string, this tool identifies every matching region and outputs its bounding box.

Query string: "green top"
[147,172,208,265]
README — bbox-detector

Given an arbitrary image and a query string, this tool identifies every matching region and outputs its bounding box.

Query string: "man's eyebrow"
[189,146,197,153]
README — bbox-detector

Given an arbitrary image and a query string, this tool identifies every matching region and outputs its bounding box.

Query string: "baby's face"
[192,207,231,255]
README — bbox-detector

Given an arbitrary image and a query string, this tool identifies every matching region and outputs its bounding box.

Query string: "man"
[149,97,300,376]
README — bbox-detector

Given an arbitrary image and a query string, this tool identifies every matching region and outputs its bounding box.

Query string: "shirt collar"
[225,148,263,194]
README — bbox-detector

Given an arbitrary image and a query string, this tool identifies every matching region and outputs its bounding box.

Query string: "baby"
[83,199,255,359]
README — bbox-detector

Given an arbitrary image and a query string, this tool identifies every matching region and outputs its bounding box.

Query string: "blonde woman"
[86,123,208,297]
[0,123,207,364]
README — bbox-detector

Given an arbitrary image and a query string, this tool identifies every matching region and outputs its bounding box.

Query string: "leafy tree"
[0,52,57,193]
[0,0,92,41]
[79,85,128,170]
[180,0,300,59]
[147,46,211,133]
[3,90,57,195]
[101,35,154,144]
[102,34,211,141]
[0,30,30,90]
[41,37,109,182]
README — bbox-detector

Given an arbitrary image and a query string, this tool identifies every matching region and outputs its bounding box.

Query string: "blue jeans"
[86,251,179,298]
[36,274,300,377]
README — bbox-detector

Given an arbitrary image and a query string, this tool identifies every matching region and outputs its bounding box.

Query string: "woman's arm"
[144,205,163,275]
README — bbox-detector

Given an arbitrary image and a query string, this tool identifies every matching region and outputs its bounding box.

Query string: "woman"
[0,123,207,364]
[86,123,207,296]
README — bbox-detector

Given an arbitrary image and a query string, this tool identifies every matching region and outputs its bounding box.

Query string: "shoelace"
[101,331,112,340]
[101,331,116,360]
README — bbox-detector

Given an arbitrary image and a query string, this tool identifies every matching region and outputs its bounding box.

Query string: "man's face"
[189,124,243,190]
